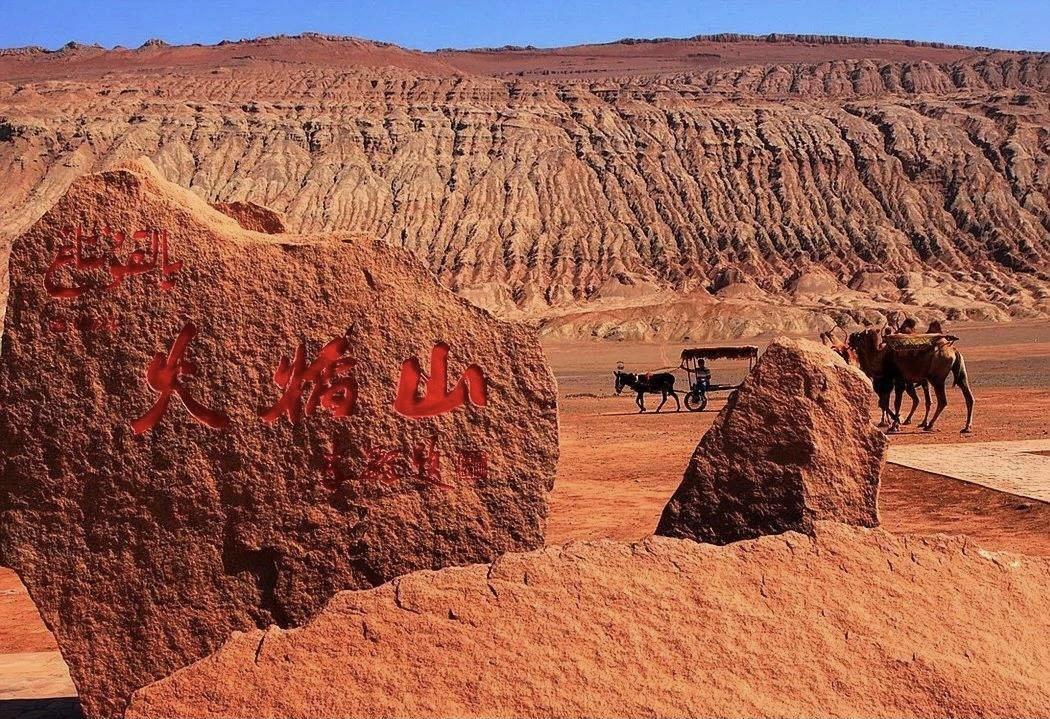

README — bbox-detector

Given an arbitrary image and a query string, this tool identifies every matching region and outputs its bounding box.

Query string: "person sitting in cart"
[684,357,711,391]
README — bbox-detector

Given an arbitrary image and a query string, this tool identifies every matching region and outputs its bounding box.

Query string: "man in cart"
[684,357,712,392]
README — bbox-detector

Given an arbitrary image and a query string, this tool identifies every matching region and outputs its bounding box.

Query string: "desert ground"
[2,319,1047,716]
[546,320,1050,553]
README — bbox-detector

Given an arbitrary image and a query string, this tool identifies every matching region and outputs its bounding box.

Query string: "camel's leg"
[893,382,906,422]
[878,387,901,433]
[958,377,975,433]
[902,384,919,424]
[953,353,975,433]
[924,379,948,431]
[655,391,668,413]
[918,382,931,429]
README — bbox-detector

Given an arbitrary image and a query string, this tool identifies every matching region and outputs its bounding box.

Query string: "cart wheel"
[684,391,708,412]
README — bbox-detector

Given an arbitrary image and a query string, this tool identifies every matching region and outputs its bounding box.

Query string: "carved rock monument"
[0,159,558,717]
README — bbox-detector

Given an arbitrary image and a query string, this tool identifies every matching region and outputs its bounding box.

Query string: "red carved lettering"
[455,449,488,484]
[261,336,357,424]
[323,446,402,490]
[106,229,182,291]
[394,342,487,418]
[44,226,182,299]
[359,448,402,486]
[131,323,230,434]
[412,438,450,489]
[48,316,119,334]
[44,227,105,298]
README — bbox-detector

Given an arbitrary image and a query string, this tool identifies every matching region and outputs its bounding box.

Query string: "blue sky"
[0,0,1046,52]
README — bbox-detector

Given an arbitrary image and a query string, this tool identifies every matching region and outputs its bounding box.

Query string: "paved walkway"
[0,652,75,700]
[888,439,1050,503]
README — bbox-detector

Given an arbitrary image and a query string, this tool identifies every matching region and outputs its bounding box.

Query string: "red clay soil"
[545,387,1050,556]
[545,322,1050,555]
[0,571,56,655]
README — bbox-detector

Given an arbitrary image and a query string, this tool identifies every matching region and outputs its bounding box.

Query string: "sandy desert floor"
[1,320,1048,716]
[546,321,1050,554]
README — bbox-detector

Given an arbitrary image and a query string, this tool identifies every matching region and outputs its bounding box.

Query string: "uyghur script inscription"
[44,227,181,298]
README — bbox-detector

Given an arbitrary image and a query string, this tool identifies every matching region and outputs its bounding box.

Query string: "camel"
[882,320,930,428]
[848,327,974,433]
[844,328,903,429]
[821,327,925,427]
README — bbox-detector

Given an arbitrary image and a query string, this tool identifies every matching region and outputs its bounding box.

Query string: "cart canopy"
[680,346,759,361]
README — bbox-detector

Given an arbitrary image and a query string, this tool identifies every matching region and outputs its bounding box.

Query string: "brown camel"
[849,327,974,433]
[845,328,903,429]
[823,327,924,427]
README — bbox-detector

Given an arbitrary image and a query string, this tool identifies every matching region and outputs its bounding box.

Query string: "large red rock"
[0,159,558,718]
[126,524,1050,719]
[657,338,884,544]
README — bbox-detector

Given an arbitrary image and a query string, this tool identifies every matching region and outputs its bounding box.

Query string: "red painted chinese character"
[261,336,357,424]
[394,342,487,418]
[323,447,401,490]
[360,448,402,486]
[455,449,488,484]
[412,438,451,489]
[131,323,230,434]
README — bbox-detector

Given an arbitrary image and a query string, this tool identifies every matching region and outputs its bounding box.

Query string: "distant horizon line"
[2,30,1046,56]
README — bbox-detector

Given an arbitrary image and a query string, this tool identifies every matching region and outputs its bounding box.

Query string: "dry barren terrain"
[0,31,1048,718]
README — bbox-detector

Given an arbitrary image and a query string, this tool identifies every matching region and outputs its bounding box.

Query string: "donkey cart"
[679,346,759,412]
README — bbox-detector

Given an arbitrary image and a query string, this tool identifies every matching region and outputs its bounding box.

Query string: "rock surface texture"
[210,201,287,234]
[1,34,1048,340]
[126,524,1050,719]
[0,160,558,718]
[657,338,885,544]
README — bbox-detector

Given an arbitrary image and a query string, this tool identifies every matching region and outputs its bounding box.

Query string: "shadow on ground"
[0,699,82,719]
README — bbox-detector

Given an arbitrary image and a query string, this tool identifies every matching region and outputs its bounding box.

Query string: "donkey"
[614,370,681,413]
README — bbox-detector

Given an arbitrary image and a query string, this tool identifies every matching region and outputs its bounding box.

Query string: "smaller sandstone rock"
[657,338,884,544]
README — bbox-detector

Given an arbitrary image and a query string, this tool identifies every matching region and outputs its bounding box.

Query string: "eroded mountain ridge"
[1,34,1047,339]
